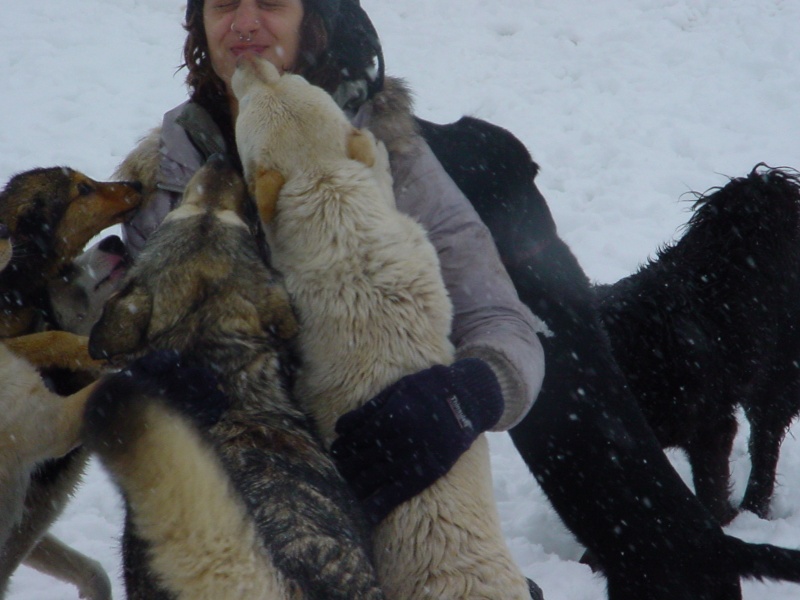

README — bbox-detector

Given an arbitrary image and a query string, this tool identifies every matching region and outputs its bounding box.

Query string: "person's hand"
[330,358,504,524]
[120,349,229,427]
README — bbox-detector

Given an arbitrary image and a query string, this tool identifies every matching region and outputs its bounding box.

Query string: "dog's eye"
[77,182,93,196]
[57,264,78,283]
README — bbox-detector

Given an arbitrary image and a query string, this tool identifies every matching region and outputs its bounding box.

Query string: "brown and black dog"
[0,167,141,599]
[0,167,140,339]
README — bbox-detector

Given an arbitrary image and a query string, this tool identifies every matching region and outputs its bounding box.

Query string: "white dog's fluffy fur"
[233,56,529,600]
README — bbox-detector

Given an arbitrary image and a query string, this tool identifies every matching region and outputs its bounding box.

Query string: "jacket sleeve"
[113,104,205,257]
[392,138,546,430]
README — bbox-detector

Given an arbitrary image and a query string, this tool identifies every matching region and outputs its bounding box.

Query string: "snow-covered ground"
[1,1,799,598]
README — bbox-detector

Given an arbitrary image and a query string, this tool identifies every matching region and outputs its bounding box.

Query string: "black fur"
[417,115,800,599]
[596,166,800,522]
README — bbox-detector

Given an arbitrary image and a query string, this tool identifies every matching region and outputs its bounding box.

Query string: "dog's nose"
[97,235,127,257]
[0,223,9,240]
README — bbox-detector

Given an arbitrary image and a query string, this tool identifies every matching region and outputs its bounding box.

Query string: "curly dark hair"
[181,3,344,155]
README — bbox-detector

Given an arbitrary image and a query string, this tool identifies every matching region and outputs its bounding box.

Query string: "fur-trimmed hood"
[355,76,419,158]
[114,75,421,204]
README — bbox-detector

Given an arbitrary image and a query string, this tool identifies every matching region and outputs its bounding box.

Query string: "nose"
[231,3,261,37]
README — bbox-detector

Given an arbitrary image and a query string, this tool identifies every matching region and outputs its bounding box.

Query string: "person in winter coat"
[113,2,546,595]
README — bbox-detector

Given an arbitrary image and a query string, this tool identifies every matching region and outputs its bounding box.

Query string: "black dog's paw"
[85,350,229,440]
[84,369,148,457]
[123,350,230,428]
[84,351,229,459]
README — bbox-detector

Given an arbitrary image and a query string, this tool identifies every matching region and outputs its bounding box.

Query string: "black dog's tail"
[727,535,800,583]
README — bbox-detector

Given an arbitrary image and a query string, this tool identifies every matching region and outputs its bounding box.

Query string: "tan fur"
[234,56,529,600]
[0,346,96,469]
[103,401,290,600]
[346,128,376,167]
[0,166,136,598]
[253,167,285,224]
[3,332,104,375]
[0,342,108,599]
[0,239,10,274]
[112,128,161,201]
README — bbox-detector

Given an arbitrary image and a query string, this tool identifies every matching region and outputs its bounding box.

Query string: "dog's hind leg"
[741,373,800,517]
[84,374,290,600]
[23,534,111,600]
[0,449,88,598]
[742,424,786,518]
[685,410,739,524]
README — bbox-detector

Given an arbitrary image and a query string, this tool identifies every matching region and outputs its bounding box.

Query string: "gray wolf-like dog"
[86,156,385,600]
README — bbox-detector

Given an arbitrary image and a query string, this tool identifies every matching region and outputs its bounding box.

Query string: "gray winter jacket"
[114,78,545,431]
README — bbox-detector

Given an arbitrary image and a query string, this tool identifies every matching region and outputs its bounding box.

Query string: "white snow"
[1,1,799,598]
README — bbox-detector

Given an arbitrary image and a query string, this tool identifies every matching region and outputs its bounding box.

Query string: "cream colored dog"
[0,247,109,600]
[233,55,530,600]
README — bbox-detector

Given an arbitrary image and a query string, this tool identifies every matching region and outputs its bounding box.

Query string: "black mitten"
[330,357,503,524]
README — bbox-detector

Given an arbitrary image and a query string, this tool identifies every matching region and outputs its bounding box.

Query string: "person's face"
[204,0,304,93]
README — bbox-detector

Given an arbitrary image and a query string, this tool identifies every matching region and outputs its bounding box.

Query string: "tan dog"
[0,167,140,599]
[233,55,530,600]
[0,252,109,600]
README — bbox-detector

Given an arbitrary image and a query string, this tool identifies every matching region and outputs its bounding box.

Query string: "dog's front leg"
[4,331,106,377]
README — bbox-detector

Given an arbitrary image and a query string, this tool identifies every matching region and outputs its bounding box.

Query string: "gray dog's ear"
[89,286,153,360]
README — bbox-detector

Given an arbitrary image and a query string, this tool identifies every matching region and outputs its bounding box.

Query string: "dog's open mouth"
[92,235,130,291]
[94,258,128,291]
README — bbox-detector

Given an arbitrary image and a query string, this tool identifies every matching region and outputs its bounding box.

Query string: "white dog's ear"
[253,168,285,224]
[347,128,376,168]
[254,56,280,84]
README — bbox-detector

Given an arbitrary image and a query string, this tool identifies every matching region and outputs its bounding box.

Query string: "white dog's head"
[232,56,378,222]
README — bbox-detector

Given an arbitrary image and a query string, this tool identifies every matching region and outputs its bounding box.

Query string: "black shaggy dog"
[417,116,800,600]
[596,166,800,524]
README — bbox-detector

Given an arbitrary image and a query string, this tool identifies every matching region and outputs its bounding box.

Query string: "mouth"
[231,45,268,58]
[94,264,127,292]
[93,251,130,292]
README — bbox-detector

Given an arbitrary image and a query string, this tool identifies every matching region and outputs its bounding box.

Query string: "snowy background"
[2,0,800,598]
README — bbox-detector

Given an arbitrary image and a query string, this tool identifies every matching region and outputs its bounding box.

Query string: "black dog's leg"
[470,178,737,598]
[742,419,785,518]
[685,410,739,524]
[121,513,172,600]
[742,371,800,517]
[504,232,738,599]
[418,116,745,598]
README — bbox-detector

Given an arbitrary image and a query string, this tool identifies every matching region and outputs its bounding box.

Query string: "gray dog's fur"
[86,157,385,600]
